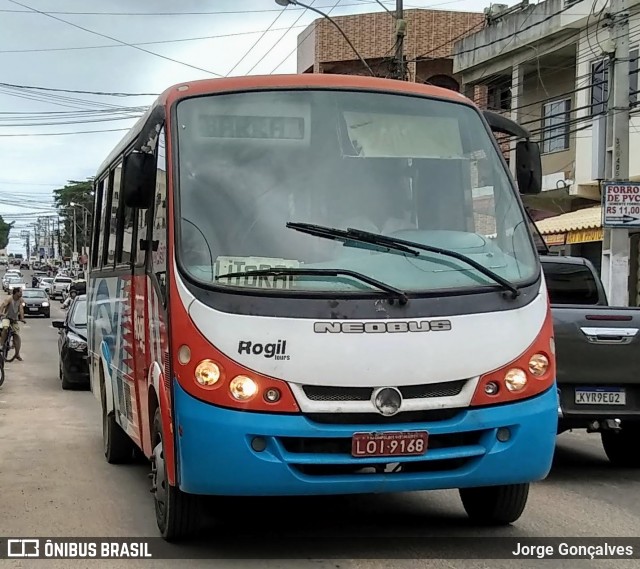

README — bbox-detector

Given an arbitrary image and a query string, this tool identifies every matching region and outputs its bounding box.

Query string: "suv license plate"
[575,388,626,405]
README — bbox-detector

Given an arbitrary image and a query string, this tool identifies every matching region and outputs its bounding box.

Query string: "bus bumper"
[173,382,558,496]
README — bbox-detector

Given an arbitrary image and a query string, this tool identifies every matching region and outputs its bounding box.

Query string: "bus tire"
[101,381,134,464]
[459,483,529,525]
[601,424,640,467]
[152,408,199,541]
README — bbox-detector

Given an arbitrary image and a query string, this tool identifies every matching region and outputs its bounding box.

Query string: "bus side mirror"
[515,140,542,195]
[123,152,156,209]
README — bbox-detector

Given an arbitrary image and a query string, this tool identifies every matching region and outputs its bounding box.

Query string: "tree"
[0,215,14,250]
[53,179,94,257]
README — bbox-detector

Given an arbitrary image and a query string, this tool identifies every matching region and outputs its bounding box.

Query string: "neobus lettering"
[314,320,452,333]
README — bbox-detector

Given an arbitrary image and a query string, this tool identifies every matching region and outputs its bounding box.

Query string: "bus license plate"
[575,388,626,405]
[352,431,428,457]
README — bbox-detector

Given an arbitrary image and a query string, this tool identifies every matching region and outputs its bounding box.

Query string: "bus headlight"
[504,368,527,392]
[229,375,258,401]
[528,353,549,377]
[195,360,221,386]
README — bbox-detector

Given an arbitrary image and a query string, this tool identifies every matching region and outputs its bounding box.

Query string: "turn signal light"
[471,309,555,407]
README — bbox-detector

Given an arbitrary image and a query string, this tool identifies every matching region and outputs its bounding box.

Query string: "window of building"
[488,84,511,111]
[542,99,571,154]
[591,48,639,115]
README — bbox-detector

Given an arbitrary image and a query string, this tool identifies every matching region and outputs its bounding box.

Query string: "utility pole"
[56,218,61,260]
[602,0,631,305]
[72,207,77,260]
[394,0,407,80]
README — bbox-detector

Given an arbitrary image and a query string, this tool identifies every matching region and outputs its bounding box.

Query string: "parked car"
[2,272,19,291]
[3,275,25,292]
[19,260,30,270]
[52,295,89,389]
[542,256,640,467]
[21,288,51,318]
[50,275,73,300]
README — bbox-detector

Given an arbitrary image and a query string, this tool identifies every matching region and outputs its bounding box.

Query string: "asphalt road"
[0,276,639,567]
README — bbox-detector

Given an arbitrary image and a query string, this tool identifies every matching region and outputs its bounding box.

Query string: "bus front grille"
[302,380,467,403]
[275,429,487,478]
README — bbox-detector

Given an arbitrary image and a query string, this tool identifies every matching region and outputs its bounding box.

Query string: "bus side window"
[151,128,168,304]
[116,180,137,267]
[91,177,107,270]
[106,162,123,269]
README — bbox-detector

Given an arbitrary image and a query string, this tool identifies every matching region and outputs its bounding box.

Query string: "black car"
[52,295,89,389]
[22,288,51,317]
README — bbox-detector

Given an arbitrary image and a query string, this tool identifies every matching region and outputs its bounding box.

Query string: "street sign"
[602,182,640,228]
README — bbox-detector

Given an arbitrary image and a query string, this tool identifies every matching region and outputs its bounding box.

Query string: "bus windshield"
[176,89,538,295]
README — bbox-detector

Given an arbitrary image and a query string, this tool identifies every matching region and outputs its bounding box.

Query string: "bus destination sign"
[198,115,305,140]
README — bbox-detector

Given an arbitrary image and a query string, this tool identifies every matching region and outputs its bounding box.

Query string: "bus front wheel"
[459,483,529,525]
[152,408,199,541]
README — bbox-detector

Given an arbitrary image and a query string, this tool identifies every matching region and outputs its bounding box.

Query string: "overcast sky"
[0,0,524,253]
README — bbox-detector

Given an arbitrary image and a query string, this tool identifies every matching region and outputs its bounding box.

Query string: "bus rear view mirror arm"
[123,151,156,209]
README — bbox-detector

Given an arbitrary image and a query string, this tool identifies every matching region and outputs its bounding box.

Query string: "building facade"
[297,8,485,88]
[453,0,640,304]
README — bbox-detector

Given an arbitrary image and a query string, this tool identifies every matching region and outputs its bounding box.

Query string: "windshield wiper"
[286,222,420,257]
[287,222,520,299]
[215,267,408,305]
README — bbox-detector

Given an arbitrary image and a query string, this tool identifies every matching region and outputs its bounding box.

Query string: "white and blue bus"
[88,74,557,540]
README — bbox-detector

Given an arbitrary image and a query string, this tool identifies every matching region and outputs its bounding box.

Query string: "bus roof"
[96,74,473,177]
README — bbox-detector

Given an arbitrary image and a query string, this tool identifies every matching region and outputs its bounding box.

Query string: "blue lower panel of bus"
[173,382,558,496]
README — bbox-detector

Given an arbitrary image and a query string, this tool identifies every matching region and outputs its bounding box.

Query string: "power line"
[270,0,342,73]
[0,1,395,17]
[7,0,224,78]
[225,4,290,77]
[245,0,319,76]
[0,127,129,137]
[0,1,466,17]
[0,81,157,98]
[0,25,309,56]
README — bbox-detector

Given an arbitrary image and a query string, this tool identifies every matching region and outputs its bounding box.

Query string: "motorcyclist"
[0,287,26,361]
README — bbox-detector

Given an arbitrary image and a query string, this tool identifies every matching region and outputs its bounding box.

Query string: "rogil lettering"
[238,340,290,360]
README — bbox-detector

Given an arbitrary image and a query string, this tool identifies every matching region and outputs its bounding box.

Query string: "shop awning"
[535,205,603,246]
